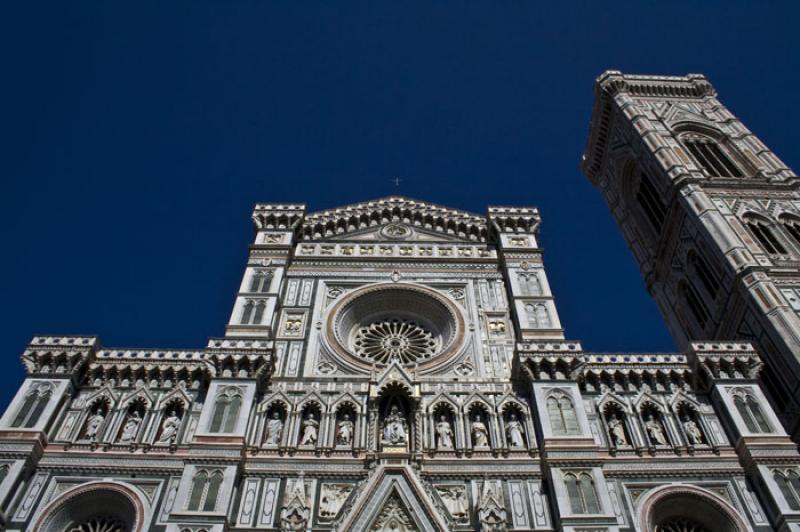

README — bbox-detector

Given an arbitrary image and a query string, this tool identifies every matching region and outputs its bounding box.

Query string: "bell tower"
[582,71,800,438]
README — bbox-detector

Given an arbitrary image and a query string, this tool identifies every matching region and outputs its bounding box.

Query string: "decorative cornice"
[582,70,717,181]
[299,196,489,243]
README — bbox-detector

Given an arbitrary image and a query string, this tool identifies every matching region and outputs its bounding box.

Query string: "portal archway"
[31,481,147,532]
[638,484,749,532]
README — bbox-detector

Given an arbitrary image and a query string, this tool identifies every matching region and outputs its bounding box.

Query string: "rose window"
[656,519,709,532]
[325,283,466,370]
[68,516,127,532]
[353,318,439,363]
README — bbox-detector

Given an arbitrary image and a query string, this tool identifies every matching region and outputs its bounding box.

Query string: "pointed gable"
[300,196,489,243]
[336,465,449,532]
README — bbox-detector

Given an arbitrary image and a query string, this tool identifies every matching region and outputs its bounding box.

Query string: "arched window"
[0,464,8,485]
[780,216,800,248]
[564,472,600,514]
[682,135,744,178]
[240,301,254,324]
[187,469,224,512]
[636,171,667,234]
[11,384,52,429]
[546,393,580,436]
[774,470,800,510]
[680,280,710,330]
[249,270,272,293]
[733,392,771,433]
[208,388,243,433]
[240,300,266,325]
[688,250,719,299]
[743,215,787,255]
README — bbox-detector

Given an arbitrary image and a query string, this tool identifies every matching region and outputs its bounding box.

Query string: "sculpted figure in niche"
[119,411,142,443]
[644,414,668,446]
[336,413,354,446]
[505,413,525,448]
[300,412,319,446]
[683,416,704,445]
[383,405,407,445]
[436,415,454,449]
[607,413,628,446]
[157,410,181,444]
[471,415,490,448]
[84,408,106,441]
[266,411,284,445]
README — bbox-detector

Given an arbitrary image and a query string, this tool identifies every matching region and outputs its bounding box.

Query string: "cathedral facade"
[1,73,800,531]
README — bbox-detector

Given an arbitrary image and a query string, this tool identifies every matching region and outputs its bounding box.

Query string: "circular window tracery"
[656,519,708,532]
[68,516,127,532]
[325,283,465,370]
[353,318,439,364]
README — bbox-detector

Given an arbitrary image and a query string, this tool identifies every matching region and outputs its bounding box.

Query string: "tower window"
[681,280,710,330]
[240,300,266,325]
[636,172,666,234]
[683,137,744,178]
[733,391,771,433]
[744,217,787,255]
[774,470,800,510]
[781,217,800,249]
[249,270,272,293]
[689,251,719,299]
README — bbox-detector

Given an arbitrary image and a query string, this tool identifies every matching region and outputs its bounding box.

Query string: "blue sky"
[1,1,797,409]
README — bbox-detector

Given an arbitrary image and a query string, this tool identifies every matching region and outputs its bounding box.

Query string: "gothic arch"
[31,480,148,532]
[637,484,748,532]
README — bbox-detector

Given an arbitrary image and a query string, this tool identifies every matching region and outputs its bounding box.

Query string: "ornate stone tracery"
[353,319,438,364]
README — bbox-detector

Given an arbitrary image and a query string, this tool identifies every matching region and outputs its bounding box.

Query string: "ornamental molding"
[299,196,488,244]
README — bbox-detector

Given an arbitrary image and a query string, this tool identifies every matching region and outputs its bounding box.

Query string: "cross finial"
[391,177,402,188]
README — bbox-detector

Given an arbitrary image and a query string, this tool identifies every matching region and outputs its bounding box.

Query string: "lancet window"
[732,390,771,433]
[773,469,800,510]
[744,215,787,255]
[546,392,580,436]
[249,269,273,293]
[208,387,243,433]
[563,471,600,514]
[688,250,719,299]
[187,469,224,512]
[240,299,266,325]
[780,216,800,249]
[680,280,710,330]
[11,383,52,428]
[636,171,667,234]
[682,135,744,178]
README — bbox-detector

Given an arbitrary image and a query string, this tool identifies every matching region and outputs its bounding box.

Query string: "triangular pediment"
[300,196,489,243]
[336,466,448,532]
[326,223,468,243]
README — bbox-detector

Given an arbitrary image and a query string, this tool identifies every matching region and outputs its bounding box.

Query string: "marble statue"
[472,415,490,448]
[157,411,181,443]
[608,414,628,446]
[337,413,354,446]
[644,414,668,446]
[506,413,525,448]
[383,405,407,445]
[300,412,319,446]
[266,411,284,445]
[119,411,141,443]
[435,415,454,449]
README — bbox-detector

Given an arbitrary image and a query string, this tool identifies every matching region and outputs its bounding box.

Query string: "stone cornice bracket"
[205,337,275,391]
[22,336,100,384]
[687,342,762,392]
[299,195,488,242]
[581,70,716,182]
[487,206,541,237]
[514,341,585,382]
[251,203,307,232]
